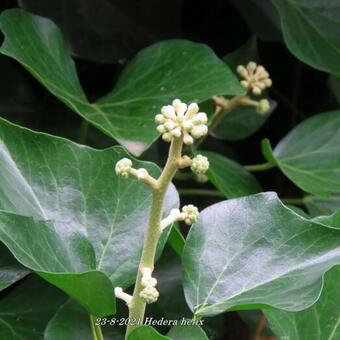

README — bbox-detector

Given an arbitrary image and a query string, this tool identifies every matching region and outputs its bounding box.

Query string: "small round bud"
[237,65,247,77]
[171,127,182,138]
[162,132,172,142]
[195,174,209,183]
[140,286,159,304]
[257,99,271,114]
[115,158,132,178]
[156,125,165,133]
[247,61,257,72]
[164,120,176,131]
[141,276,157,287]
[186,103,199,118]
[191,154,209,175]
[161,105,176,119]
[252,86,262,96]
[183,133,194,145]
[191,125,208,139]
[155,114,165,124]
[182,204,199,225]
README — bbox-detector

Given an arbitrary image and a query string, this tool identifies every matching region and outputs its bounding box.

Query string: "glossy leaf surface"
[0,117,178,315]
[167,324,209,340]
[0,9,244,155]
[265,265,340,340]
[183,192,340,317]
[0,275,67,340]
[271,111,340,196]
[273,0,340,75]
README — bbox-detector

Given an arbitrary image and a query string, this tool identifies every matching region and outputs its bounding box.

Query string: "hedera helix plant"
[0,5,339,340]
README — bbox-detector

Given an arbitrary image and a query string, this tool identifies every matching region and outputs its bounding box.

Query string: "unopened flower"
[237,62,272,95]
[141,267,157,288]
[155,99,208,144]
[195,174,209,183]
[115,158,132,178]
[191,155,209,175]
[140,286,159,304]
[182,204,199,225]
[256,99,271,114]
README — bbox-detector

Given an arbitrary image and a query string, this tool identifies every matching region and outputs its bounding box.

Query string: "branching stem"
[90,315,104,340]
[125,137,183,338]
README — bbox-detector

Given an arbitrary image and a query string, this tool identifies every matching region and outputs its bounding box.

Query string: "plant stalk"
[244,162,275,172]
[90,315,104,340]
[125,137,183,338]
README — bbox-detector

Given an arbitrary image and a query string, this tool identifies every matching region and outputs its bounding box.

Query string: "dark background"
[0,1,337,339]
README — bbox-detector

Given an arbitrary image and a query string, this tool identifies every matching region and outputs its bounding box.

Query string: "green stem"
[125,137,183,338]
[90,315,104,340]
[78,120,89,144]
[179,188,224,198]
[282,197,306,205]
[244,162,276,172]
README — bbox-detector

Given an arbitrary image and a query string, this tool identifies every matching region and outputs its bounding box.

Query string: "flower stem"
[244,162,275,172]
[179,188,224,198]
[125,137,183,338]
[90,315,104,340]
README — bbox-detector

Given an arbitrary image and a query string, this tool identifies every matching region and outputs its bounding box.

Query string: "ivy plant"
[0,3,339,340]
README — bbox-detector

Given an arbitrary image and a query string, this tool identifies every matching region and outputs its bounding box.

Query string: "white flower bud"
[191,154,209,175]
[157,125,166,133]
[161,105,176,119]
[252,86,262,96]
[195,174,209,183]
[115,158,132,178]
[185,103,199,119]
[140,286,159,304]
[164,120,176,131]
[155,114,165,124]
[191,125,208,138]
[183,133,194,145]
[162,132,172,142]
[182,204,199,225]
[171,127,182,138]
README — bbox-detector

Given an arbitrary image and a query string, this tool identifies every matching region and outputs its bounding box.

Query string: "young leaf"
[128,326,170,340]
[167,324,209,339]
[267,111,340,196]
[182,192,340,317]
[273,0,340,75]
[0,275,67,340]
[0,117,178,315]
[265,265,340,340]
[200,151,262,198]
[0,9,244,156]
[0,243,29,291]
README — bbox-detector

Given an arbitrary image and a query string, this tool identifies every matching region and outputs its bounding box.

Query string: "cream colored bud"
[155,114,165,124]
[182,204,199,225]
[257,99,271,114]
[115,158,132,178]
[191,154,209,175]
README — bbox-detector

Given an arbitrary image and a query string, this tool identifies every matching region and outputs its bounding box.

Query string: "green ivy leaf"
[305,194,340,217]
[167,224,185,257]
[267,111,340,196]
[128,326,170,340]
[273,0,340,75]
[200,151,261,198]
[0,275,67,340]
[265,265,340,340]
[0,243,29,291]
[182,192,340,317]
[45,300,123,340]
[167,324,209,339]
[0,117,178,315]
[212,37,276,141]
[0,9,244,156]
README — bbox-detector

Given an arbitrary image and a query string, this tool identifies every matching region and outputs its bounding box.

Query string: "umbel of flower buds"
[237,62,272,95]
[155,99,208,145]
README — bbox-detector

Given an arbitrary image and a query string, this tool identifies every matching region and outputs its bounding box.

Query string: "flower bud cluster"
[155,99,208,144]
[115,158,132,178]
[139,268,159,304]
[191,155,209,175]
[182,205,199,225]
[237,62,272,95]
